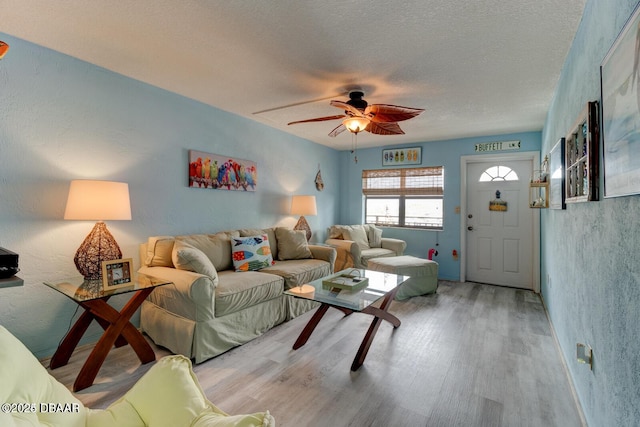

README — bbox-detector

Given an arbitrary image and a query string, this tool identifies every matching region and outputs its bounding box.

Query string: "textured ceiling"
[2,0,586,150]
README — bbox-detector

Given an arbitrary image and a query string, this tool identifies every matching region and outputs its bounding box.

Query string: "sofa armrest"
[308,244,337,273]
[381,237,406,255]
[325,238,360,270]
[139,266,217,320]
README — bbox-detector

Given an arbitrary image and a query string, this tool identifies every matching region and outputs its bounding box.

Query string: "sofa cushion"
[146,235,176,267]
[215,270,283,316]
[328,225,348,239]
[231,234,274,272]
[89,355,215,427]
[367,224,383,248]
[172,240,218,278]
[0,326,87,427]
[360,248,397,267]
[177,231,239,272]
[342,225,370,250]
[239,228,278,260]
[275,227,312,260]
[260,259,331,289]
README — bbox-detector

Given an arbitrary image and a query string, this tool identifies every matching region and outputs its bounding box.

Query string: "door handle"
[467,226,474,231]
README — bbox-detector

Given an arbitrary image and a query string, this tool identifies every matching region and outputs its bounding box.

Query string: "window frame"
[362,166,444,230]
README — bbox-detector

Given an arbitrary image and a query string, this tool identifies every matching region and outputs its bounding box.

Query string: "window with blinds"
[362,166,444,229]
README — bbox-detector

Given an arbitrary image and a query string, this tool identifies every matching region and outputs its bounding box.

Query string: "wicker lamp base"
[294,216,312,241]
[74,221,122,280]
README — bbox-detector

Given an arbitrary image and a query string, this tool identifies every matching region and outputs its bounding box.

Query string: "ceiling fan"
[287,91,424,137]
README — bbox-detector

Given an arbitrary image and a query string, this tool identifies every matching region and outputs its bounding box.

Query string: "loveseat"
[138,227,336,363]
[325,224,406,269]
[0,325,275,427]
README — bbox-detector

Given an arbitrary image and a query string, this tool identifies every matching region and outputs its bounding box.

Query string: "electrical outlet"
[577,343,593,370]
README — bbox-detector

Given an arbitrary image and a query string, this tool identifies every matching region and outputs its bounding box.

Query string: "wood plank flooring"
[42,281,585,427]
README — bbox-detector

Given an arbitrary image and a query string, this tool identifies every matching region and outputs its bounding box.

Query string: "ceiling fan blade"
[328,123,347,137]
[287,115,346,125]
[253,92,348,115]
[330,100,365,117]
[366,121,405,136]
[365,104,425,123]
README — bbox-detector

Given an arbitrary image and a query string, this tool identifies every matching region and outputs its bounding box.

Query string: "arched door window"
[479,165,519,182]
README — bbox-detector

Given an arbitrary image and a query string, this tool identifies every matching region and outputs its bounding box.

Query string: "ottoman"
[367,255,438,300]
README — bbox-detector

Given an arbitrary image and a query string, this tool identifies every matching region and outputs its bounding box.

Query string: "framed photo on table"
[601,2,640,197]
[101,258,133,290]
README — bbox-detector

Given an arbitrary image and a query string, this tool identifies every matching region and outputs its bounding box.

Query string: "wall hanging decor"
[489,190,508,211]
[382,147,421,166]
[564,101,599,202]
[315,165,324,191]
[188,150,257,191]
[601,2,640,198]
[549,138,566,209]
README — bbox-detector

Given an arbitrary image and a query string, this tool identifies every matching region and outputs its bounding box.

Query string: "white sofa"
[325,224,406,269]
[138,227,336,363]
[0,325,275,427]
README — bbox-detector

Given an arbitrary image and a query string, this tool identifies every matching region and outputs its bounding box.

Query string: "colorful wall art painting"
[188,150,257,191]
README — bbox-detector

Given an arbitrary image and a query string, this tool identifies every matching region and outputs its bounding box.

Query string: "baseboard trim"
[539,293,589,427]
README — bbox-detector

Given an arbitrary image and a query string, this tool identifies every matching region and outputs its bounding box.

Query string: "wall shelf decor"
[529,157,549,208]
[564,101,599,203]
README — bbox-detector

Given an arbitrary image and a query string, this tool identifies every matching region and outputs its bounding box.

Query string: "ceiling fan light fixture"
[343,116,369,134]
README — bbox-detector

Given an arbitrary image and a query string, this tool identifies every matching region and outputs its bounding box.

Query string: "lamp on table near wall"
[64,180,131,280]
[291,195,317,241]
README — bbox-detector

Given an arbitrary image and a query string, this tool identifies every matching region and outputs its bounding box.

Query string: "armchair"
[0,325,275,427]
[326,224,406,269]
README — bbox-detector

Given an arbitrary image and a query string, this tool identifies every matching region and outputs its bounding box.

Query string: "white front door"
[464,158,535,289]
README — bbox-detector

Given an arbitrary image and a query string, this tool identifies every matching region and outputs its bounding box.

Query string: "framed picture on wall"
[382,147,421,166]
[601,2,640,198]
[549,138,565,209]
[188,150,257,192]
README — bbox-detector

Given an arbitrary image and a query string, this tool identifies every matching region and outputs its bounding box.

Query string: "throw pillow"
[172,241,218,278]
[275,227,312,260]
[231,234,274,272]
[176,231,239,272]
[145,236,175,267]
[367,224,383,248]
[342,225,370,250]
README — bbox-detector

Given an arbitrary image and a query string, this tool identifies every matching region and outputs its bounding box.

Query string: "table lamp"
[64,180,132,280]
[291,195,317,241]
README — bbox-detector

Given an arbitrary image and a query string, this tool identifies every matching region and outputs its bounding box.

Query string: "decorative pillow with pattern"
[231,234,274,272]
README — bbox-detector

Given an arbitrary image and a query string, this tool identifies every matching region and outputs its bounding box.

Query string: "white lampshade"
[64,180,132,221]
[343,116,370,134]
[290,195,317,216]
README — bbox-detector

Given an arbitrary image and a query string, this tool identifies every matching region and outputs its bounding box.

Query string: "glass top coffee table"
[285,268,408,371]
[43,273,171,391]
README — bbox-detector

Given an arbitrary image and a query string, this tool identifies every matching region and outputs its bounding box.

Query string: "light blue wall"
[339,132,541,281]
[0,34,340,358]
[541,1,640,426]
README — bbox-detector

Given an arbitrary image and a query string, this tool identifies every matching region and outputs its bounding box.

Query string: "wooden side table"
[44,273,171,391]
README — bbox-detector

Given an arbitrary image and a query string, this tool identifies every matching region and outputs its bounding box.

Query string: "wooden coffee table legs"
[49,288,156,391]
[292,288,401,371]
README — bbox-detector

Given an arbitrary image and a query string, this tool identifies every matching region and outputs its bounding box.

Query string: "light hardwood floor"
[42,281,585,427]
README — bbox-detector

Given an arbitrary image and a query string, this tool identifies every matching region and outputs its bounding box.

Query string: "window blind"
[362,166,444,196]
